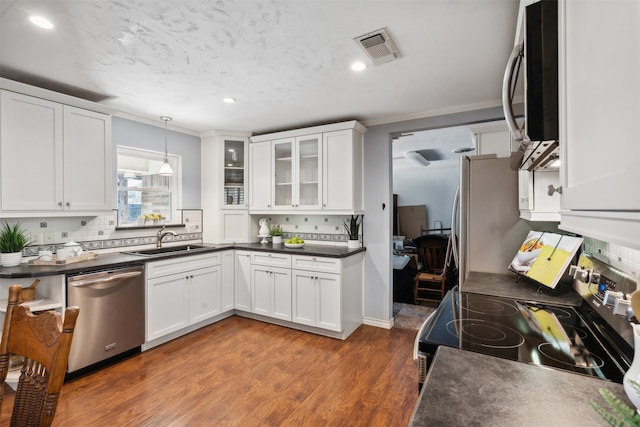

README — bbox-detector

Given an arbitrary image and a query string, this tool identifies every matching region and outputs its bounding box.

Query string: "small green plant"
[0,221,31,253]
[269,225,283,236]
[589,381,640,426]
[343,215,361,240]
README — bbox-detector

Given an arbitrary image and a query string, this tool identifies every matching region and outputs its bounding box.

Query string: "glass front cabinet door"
[223,138,248,209]
[272,134,322,210]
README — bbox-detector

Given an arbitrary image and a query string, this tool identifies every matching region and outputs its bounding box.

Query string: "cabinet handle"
[66,202,71,207]
[58,202,63,207]
[190,275,194,279]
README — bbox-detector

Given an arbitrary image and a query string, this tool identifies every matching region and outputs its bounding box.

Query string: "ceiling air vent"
[354,28,401,66]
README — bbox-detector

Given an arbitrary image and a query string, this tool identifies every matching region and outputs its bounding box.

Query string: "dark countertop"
[0,243,365,278]
[409,346,632,427]
[232,242,365,258]
[461,271,584,306]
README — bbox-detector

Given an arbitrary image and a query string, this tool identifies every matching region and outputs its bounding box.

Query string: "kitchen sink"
[122,245,210,257]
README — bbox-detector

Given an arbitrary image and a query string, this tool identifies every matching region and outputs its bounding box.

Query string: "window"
[116,146,181,227]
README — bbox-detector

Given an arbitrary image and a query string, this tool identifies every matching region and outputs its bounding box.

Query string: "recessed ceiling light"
[223,97,236,103]
[351,62,366,71]
[452,147,475,153]
[29,16,53,29]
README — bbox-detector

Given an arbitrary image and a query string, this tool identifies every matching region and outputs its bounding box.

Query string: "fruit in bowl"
[516,238,544,265]
[285,237,304,248]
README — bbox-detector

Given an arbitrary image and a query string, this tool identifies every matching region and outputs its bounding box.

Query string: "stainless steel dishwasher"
[66,265,145,373]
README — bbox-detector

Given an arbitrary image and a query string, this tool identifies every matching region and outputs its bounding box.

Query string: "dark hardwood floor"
[1,316,419,426]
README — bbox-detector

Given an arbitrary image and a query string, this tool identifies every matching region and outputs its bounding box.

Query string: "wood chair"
[413,234,452,303]
[0,285,79,426]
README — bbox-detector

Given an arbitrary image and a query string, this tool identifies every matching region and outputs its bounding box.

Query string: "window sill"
[115,224,186,231]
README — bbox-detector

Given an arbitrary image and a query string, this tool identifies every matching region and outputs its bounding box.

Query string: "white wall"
[362,106,506,327]
[112,117,202,209]
[393,161,459,233]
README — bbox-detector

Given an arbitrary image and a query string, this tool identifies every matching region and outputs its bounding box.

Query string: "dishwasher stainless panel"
[66,265,145,373]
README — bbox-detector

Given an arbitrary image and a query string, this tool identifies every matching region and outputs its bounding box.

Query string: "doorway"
[390,125,476,327]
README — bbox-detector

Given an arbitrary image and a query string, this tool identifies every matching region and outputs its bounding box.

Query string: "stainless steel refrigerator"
[451,154,531,288]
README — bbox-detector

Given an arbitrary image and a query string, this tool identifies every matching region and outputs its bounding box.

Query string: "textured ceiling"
[0,0,519,135]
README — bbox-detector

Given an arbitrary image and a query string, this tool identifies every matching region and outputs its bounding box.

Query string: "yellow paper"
[526,246,571,287]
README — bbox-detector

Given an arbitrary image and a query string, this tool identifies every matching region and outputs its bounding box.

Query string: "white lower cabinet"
[241,251,362,337]
[234,250,252,311]
[146,253,222,342]
[147,272,189,341]
[220,250,234,312]
[251,265,291,321]
[292,270,341,332]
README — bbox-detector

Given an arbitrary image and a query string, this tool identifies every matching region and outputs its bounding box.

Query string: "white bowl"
[516,247,543,265]
[284,243,304,249]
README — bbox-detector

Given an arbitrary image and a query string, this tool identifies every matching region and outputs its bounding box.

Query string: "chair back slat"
[413,234,453,303]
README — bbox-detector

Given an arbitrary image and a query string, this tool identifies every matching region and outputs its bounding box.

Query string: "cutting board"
[28,252,97,265]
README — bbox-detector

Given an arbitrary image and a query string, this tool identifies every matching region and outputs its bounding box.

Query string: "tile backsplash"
[583,237,640,280]
[254,214,362,244]
[11,210,203,258]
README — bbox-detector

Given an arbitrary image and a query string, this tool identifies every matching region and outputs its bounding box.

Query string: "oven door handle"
[70,271,142,288]
[413,310,437,365]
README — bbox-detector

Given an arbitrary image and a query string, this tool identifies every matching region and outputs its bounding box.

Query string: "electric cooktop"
[419,291,630,383]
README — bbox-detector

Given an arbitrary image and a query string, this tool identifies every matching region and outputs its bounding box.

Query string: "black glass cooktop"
[419,291,629,383]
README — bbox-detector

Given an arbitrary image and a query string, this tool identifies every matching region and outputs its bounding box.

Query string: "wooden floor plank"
[1,316,419,426]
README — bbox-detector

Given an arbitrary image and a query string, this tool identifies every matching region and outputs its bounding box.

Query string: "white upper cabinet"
[249,120,366,214]
[202,132,251,243]
[272,134,322,210]
[518,170,561,222]
[323,129,363,212]
[63,106,112,211]
[469,123,514,158]
[249,141,272,210]
[0,90,112,215]
[558,0,640,248]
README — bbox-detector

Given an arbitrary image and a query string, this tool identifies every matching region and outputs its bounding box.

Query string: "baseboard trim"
[363,316,394,329]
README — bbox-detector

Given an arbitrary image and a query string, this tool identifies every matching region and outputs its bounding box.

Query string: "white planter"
[272,236,282,245]
[1,252,23,267]
[347,239,360,249]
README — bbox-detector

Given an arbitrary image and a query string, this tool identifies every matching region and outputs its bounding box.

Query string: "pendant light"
[158,116,174,176]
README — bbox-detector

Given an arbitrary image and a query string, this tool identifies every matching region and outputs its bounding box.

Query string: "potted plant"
[270,225,284,245]
[343,215,361,248]
[0,221,31,267]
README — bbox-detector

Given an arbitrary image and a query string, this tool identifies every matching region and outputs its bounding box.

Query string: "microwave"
[503,0,559,170]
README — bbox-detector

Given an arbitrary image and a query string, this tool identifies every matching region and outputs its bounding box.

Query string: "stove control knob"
[569,265,590,282]
[590,270,602,285]
[613,298,632,317]
[603,290,623,306]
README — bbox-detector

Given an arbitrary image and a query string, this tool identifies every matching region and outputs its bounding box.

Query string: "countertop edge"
[0,243,366,278]
[409,346,632,426]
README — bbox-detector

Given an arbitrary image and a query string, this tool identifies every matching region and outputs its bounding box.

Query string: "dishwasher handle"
[70,271,142,288]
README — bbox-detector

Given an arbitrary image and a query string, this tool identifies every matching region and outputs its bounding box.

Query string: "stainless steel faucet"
[157,226,178,248]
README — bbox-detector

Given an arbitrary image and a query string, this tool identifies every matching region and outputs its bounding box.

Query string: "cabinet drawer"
[292,255,341,274]
[147,253,221,279]
[251,251,292,268]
